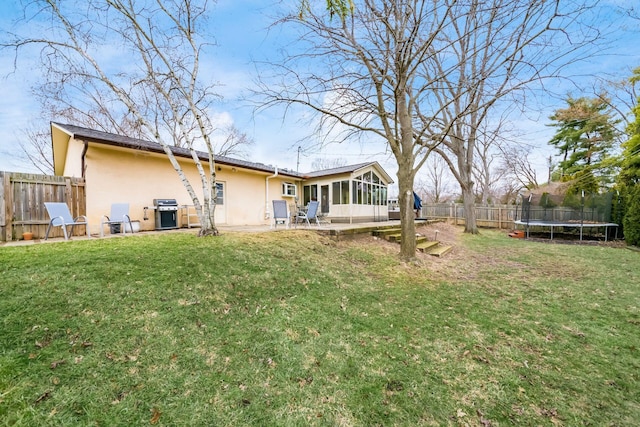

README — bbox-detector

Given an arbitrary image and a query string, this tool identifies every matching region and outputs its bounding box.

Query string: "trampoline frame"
[513,219,618,241]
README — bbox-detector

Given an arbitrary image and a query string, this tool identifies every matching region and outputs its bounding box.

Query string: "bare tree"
[17,123,54,174]
[420,0,600,233]
[416,155,455,204]
[259,1,461,259]
[34,80,149,139]
[494,178,522,205]
[311,157,347,171]
[498,144,540,191]
[214,125,255,159]
[472,123,510,204]
[21,92,252,171]
[261,0,599,256]
[4,0,222,236]
[17,86,149,173]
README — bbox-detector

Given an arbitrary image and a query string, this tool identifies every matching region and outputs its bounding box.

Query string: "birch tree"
[4,0,221,236]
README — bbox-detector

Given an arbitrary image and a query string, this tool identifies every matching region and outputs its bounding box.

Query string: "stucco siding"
[62,138,85,178]
[82,142,293,232]
[50,124,395,232]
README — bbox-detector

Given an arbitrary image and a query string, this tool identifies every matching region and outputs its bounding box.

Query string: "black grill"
[153,199,179,230]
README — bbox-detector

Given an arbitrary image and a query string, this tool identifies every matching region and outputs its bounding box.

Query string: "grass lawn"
[1,227,639,426]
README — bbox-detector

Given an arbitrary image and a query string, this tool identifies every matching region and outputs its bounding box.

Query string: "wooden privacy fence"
[422,203,517,229]
[1,171,86,241]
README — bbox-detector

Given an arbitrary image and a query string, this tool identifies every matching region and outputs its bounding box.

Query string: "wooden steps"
[373,227,453,257]
[416,241,439,252]
[425,244,453,257]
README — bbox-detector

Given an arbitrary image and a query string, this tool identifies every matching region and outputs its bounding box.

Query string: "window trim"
[282,182,297,197]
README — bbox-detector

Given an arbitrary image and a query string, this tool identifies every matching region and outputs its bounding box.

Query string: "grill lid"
[153,198,178,206]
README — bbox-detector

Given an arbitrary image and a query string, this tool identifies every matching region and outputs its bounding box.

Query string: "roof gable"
[302,161,394,184]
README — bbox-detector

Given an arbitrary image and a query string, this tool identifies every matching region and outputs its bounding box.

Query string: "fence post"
[2,172,13,241]
[65,178,73,211]
[0,172,3,240]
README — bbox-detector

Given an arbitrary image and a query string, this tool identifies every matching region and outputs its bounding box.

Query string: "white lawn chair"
[100,203,133,237]
[44,202,90,240]
[271,200,290,229]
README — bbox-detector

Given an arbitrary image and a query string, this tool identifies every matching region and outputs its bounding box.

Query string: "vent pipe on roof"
[265,166,278,219]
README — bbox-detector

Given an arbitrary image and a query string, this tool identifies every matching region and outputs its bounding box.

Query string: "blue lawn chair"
[44,202,90,240]
[295,200,320,228]
[272,200,290,229]
[101,203,133,237]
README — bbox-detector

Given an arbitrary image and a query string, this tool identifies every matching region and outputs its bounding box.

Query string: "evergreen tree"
[623,185,640,246]
[618,67,640,246]
[619,69,640,187]
[548,96,621,193]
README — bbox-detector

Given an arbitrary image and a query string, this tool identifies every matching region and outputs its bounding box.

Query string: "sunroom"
[299,162,393,223]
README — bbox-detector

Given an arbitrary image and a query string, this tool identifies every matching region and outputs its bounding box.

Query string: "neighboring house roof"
[50,122,393,183]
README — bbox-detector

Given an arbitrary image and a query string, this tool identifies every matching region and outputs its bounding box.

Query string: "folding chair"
[295,200,320,227]
[44,202,90,240]
[101,203,133,237]
[271,200,290,229]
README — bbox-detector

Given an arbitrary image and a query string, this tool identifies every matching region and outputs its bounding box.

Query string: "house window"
[303,184,318,205]
[332,180,350,204]
[352,172,387,205]
[282,182,297,197]
[215,182,224,205]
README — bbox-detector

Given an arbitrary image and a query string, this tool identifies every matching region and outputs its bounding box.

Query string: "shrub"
[623,184,640,246]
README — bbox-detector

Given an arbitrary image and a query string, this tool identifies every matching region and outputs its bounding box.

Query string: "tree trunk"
[195,167,219,236]
[397,168,417,260]
[197,197,219,236]
[461,182,478,234]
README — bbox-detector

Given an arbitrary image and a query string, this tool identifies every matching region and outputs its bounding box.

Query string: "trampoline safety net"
[518,191,616,223]
[515,191,620,241]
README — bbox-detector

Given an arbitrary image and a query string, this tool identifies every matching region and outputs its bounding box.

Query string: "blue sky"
[1,0,638,193]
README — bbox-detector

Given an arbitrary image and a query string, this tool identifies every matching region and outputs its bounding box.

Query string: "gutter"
[265,166,278,219]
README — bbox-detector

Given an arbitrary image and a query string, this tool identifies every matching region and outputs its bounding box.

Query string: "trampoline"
[513,219,618,241]
[514,191,620,242]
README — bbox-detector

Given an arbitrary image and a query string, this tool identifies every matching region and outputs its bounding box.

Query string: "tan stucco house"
[51,122,393,232]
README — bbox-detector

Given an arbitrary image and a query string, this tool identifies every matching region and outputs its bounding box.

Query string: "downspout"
[265,166,278,219]
[81,140,89,179]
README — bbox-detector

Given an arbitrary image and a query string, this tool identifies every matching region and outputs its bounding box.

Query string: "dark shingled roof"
[51,122,392,182]
[51,122,303,178]
[302,162,373,178]
[302,161,394,184]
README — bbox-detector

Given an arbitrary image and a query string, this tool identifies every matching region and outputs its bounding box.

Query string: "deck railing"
[421,203,518,229]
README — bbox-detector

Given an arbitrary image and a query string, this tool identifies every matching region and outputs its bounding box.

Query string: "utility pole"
[296,146,301,173]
